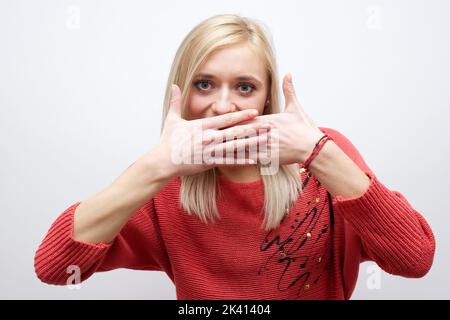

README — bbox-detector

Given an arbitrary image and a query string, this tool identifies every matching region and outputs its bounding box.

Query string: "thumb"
[169,84,183,117]
[282,73,299,112]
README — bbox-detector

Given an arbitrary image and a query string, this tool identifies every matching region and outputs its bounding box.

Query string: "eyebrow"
[193,73,263,86]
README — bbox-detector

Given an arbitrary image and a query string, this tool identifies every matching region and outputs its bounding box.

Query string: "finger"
[168,84,182,117]
[283,74,297,105]
[203,133,268,162]
[201,109,259,130]
[203,122,271,144]
[217,132,268,152]
[234,113,279,127]
[283,73,303,114]
[191,143,258,165]
[283,74,314,125]
[213,158,256,165]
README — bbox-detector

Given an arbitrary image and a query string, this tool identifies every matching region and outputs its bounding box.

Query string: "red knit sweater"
[34,127,435,299]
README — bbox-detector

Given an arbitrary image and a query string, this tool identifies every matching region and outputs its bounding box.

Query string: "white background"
[0,0,449,299]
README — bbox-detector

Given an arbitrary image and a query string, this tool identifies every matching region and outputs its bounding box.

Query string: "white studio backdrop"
[0,0,449,299]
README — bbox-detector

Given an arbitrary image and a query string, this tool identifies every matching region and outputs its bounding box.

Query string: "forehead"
[197,43,267,79]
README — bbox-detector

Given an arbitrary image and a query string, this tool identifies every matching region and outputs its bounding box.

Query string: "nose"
[211,88,236,115]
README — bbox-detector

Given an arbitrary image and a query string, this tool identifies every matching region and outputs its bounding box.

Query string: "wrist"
[137,145,178,184]
[307,140,336,174]
[298,130,327,164]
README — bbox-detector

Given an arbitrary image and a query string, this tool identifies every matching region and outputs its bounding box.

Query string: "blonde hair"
[161,14,303,231]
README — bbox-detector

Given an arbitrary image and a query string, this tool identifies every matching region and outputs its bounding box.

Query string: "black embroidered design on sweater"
[257,174,334,298]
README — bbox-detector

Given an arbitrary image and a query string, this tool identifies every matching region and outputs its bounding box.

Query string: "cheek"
[187,94,208,119]
[238,95,266,114]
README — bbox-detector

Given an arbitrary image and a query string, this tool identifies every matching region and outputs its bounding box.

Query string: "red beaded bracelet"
[301,133,333,171]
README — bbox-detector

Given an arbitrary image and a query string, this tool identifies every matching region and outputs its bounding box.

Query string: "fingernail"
[250,110,258,116]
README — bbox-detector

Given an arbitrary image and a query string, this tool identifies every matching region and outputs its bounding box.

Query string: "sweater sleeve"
[322,127,435,278]
[34,198,169,285]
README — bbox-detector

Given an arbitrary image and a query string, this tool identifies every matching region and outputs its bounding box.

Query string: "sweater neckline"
[217,174,263,188]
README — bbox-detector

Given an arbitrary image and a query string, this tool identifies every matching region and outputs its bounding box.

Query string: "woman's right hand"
[141,84,271,180]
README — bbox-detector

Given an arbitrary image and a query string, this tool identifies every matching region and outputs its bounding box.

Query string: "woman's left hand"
[244,73,325,166]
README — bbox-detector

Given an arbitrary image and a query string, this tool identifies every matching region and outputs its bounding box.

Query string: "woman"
[34,14,435,299]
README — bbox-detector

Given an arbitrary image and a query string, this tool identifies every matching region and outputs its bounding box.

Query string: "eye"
[193,79,256,95]
[194,80,212,91]
[237,82,256,95]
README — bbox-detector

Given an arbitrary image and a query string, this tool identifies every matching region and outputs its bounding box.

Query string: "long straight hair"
[160,14,303,231]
